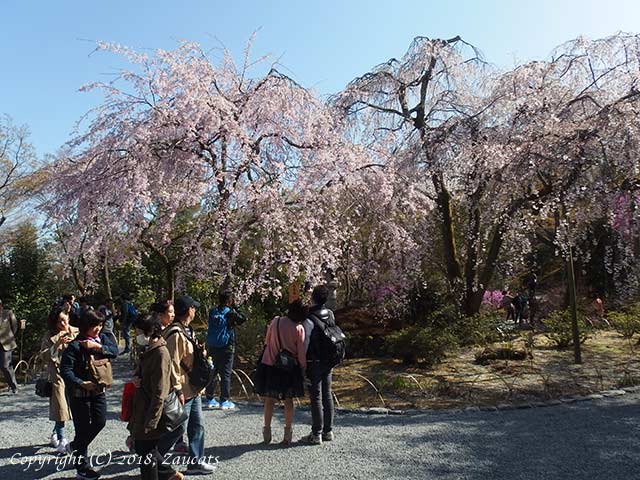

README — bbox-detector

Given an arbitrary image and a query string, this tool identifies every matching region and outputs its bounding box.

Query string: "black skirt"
[253,362,305,400]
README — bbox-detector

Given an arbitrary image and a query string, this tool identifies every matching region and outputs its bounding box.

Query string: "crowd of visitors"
[0,283,344,480]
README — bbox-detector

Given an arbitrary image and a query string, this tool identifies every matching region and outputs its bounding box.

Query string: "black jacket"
[306,304,336,364]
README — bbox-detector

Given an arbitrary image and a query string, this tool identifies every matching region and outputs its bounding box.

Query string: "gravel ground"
[2,355,640,479]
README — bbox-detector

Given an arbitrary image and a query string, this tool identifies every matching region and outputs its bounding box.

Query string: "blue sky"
[1,0,639,157]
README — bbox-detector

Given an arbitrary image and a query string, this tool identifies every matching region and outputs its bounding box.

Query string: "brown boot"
[282,426,293,446]
[263,426,272,444]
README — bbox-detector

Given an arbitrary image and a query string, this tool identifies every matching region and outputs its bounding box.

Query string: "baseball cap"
[174,295,201,316]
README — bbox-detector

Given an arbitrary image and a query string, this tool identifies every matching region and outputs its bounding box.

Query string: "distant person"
[98,298,115,336]
[43,306,78,453]
[253,300,307,445]
[205,289,247,410]
[120,295,138,355]
[500,290,515,321]
[60,310,118,480]
[512,292,525,327]
[0,299,19,394]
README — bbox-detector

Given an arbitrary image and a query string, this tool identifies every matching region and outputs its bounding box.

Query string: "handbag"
[120,381,136,421]
[273,317,298,373]
[158,390,188,432]
[88,355,113,388]
[35,378,52,398]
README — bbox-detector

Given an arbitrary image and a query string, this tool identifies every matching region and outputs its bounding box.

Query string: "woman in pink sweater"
[254,300,307,445]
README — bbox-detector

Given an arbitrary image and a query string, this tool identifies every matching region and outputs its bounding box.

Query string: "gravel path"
[2,355,640,479]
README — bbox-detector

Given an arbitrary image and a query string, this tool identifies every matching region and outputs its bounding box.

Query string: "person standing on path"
[253,300,307,445]
[205,289,247,410]
[160,295,215,475]
[301,285,337,445]
[0,298,19,394]
[98,298,116,345]
[60,309,118,480]
[43,306,78,453]
[120,295,137,355]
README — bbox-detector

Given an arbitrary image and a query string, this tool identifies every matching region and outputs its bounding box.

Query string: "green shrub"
[454,311,503,346]
[608,305,640,339]
[385,325,457,365]
[543,309,591,348]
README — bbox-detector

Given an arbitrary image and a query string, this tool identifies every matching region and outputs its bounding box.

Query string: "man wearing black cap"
[160,295,215,475]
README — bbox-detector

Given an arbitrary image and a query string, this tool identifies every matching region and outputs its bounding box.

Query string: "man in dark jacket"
[60,310,118,480]
[301,285,336,445]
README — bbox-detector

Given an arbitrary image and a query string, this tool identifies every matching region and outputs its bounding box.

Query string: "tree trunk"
[70,262,87,296]
[166,263,175,302]
[432,173,462,284]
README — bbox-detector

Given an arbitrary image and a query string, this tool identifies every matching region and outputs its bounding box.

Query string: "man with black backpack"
[160,295,215,475]
[301,285,346,445]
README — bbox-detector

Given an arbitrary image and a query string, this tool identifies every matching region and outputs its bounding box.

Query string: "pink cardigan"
[262,316,306,370]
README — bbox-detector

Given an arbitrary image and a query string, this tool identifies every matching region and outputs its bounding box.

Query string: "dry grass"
[325,330,640,410]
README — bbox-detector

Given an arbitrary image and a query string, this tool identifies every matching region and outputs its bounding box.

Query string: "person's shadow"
[205,440,306,462]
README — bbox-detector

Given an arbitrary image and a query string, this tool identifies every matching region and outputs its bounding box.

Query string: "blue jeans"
[183,395,205,464]
[205,345,234,402]
[53,421,65,441]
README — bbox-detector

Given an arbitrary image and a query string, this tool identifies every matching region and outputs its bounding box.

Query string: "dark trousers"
[69,393,107,470]
[122,321,133,350]
[205,345,233,402]
[135,426,183,480]
[0,347,18,391]
[308,364,334,435]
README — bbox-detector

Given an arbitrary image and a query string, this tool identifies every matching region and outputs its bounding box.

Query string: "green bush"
[608,305,640,339]
[385,325,457,365]
[454,311,503,346]
[543,309,591,348]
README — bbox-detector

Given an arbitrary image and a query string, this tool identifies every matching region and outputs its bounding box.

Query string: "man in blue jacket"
[204,290,246,409]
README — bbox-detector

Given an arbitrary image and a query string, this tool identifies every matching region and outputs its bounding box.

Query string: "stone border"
[231,385,640,417]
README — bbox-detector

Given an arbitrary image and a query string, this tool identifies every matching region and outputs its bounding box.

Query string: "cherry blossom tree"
[40,40,364,299]
[336,33,640,315]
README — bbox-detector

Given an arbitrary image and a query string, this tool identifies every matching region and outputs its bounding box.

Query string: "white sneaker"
[50,433,60,448]
[186,461,216,475]
[56,439,69,454]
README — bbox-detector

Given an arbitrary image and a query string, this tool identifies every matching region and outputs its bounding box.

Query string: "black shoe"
[76,467,100,480]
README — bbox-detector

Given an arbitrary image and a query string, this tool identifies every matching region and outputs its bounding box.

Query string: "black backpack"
[309,312,346,369]
[165,326,213,391]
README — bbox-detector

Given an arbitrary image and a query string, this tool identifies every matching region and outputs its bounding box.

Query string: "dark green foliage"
[543,309,591,348]
[608,305,640,339]
[0,223,60,358]
[453,310,504,346]
[385,325,457,366]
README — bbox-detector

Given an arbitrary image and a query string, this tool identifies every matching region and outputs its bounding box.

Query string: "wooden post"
[568,244,582,364]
